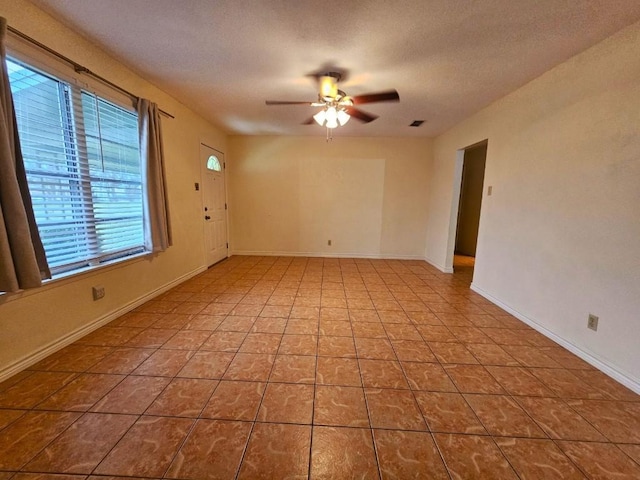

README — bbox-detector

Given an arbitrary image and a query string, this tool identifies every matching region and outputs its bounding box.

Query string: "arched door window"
[206,155,222,172]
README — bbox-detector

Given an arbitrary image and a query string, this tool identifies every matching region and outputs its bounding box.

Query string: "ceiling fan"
[265,72,400,131]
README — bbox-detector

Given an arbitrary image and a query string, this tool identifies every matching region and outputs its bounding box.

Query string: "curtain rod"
[7,24,175,119]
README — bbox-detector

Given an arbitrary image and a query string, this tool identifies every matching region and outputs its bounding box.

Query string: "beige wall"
[426,21,640,388]
[0,0,227,377]
[227,136,432,259]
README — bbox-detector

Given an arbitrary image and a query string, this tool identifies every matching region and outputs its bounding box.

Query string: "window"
[8,57,145,275]
[206,155,222,172]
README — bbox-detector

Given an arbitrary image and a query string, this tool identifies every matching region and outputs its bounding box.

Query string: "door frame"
[200,141,229,266]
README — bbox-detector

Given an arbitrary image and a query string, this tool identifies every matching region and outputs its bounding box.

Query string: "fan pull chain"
[326,127,333,142]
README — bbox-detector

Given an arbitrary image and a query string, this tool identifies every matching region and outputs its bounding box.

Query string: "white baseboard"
[0,266,207,383]
[424,256,453,273]
[471,283,640,394]
[230,250,427,261]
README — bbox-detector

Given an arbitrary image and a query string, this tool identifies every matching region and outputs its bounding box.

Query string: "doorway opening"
[453,141,487,275]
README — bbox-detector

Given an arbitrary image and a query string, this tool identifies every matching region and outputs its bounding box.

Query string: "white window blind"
[8,57,145,275]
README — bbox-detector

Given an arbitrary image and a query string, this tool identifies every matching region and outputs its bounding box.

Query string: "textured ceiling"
[29,0,640,137]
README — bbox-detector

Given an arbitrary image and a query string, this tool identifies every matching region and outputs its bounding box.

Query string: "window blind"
[8,57,145,275]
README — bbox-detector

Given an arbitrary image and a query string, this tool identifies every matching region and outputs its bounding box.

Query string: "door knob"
[205,215,211,220]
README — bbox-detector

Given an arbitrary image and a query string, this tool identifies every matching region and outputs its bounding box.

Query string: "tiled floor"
[1,256,639,479]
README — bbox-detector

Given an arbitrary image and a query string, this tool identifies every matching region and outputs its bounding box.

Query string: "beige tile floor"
[0,256,639,479]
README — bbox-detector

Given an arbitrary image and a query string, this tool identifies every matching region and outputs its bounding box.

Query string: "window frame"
[6,35,151,281]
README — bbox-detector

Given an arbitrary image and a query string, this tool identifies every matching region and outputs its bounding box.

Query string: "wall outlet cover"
[92,286,105,301]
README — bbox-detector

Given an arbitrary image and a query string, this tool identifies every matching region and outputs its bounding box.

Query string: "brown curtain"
[137,98,172,252]
[0,17,51,292]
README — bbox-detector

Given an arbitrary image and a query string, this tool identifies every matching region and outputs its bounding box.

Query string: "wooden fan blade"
[302,116,316,125]
[265,100,312,105]
[352,90,400,105]
[345,107,378,123]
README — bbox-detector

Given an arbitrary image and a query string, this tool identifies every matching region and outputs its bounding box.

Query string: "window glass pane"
[81,92,144,255]
[207,155,221,172]
[8,57,145,275]
[9,59,91,269]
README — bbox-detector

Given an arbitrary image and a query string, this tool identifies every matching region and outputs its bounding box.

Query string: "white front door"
[201,144,228,266]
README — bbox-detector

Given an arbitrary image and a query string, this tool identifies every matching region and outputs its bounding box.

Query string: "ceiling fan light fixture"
[337,108,350,126]
[325,119,339,129]
[325,106,339,129]
[313,109,327,126]
[314,105,350,129]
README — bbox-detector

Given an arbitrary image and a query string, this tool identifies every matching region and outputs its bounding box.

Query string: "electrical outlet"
[487,185,493,196]
[587,313,598,331]
[92,286,105,301]
[327,239,332,246]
